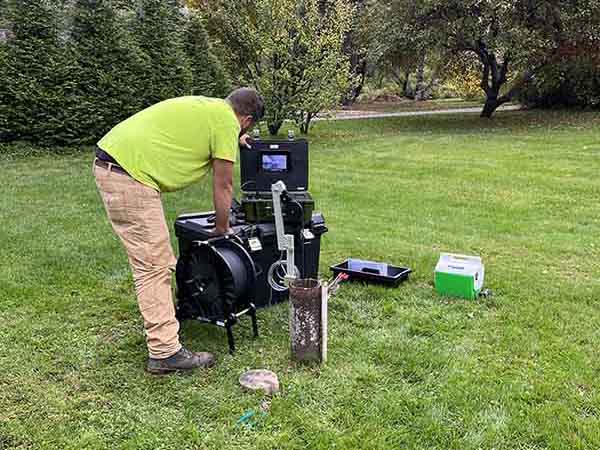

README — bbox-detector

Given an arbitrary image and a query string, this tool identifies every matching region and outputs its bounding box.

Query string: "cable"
[240,180,256,191]
[240,180,258,194]
[267,252,300,292]
[266,197,306,291]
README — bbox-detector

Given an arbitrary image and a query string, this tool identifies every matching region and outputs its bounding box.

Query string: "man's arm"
[212,159,234,235]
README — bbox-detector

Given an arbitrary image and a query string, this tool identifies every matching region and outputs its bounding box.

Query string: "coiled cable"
[267,253,300,292]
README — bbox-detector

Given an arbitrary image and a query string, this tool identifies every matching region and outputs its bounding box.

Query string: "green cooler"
[435,253,485,300]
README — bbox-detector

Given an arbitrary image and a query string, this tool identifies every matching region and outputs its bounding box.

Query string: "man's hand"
[239,133,253,149]
[212,159,234,235]
[210,226,235,237]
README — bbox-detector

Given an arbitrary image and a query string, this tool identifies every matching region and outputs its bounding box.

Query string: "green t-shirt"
[97,96,241,192]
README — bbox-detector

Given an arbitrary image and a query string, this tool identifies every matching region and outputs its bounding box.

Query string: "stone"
[239,370,280,395]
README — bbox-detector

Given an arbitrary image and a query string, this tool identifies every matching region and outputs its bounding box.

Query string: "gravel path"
[316,104,522,121]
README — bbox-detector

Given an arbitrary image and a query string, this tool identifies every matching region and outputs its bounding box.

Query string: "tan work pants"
[93,160,181,359]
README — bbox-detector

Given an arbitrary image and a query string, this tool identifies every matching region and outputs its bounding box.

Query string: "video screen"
[261,153,288,173]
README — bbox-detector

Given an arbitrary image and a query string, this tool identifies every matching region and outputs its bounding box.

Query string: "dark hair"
[226,87,265,122]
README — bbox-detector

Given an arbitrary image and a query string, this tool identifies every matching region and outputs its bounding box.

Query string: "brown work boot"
[146,347,215,375]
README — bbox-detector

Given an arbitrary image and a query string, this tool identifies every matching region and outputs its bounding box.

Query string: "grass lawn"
[1,110,600,449]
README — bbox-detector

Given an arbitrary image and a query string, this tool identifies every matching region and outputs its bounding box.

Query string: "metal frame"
[191,303,259,354]
[271,180,297,283]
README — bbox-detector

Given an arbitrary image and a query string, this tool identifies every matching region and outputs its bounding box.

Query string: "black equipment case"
[175,211,327,311]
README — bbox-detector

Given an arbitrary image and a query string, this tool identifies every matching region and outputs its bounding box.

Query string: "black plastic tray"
[330,259,412,286]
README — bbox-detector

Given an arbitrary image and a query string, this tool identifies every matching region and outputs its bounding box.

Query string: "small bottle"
[252,128,261,140]
[287,129,295,141]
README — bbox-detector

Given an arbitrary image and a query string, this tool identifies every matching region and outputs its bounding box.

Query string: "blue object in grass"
[236,409,267,428]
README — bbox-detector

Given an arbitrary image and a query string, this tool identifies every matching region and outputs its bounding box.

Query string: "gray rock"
[239,370,280,395]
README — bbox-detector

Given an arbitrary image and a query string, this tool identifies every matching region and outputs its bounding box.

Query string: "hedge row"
[0,0,231,146]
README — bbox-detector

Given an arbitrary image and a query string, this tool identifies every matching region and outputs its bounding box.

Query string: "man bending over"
[93,88,265,374]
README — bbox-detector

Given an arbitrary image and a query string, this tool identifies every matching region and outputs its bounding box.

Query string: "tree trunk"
[269,120,283,136]
[414,53,427,101]
[300,112,313,134]
[390,66,406,97]
[481,95,499,118]
[342,59,367,106]
[403,70,412,98]
[475,43,511,119]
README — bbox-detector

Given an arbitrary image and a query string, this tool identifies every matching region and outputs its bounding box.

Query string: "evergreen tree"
[184,12,231,98]
[136,0,192,105]
[69,0,149,143]
[0,35,8,140]
[0,0,77,143]
[0,0,8,28]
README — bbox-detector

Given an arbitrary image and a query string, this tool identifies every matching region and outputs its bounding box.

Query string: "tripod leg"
[226,322,236,354]
[250,303,259,338]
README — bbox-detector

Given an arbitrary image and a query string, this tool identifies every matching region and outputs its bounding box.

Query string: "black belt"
[95,148,130,176]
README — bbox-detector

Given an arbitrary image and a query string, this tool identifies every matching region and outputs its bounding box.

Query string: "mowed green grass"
[1,110,600,450]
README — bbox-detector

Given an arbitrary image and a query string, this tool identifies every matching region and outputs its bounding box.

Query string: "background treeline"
[1,0,599,146]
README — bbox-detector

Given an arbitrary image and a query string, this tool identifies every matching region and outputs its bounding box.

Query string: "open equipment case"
[174,137,327,353]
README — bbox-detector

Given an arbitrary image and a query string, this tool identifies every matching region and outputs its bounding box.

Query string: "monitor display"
[240,139,308,191]
[261,153,288,173]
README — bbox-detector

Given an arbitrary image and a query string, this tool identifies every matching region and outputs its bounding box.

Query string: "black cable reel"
[175,236,259,352]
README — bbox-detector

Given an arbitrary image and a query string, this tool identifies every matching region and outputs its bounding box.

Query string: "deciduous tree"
[204,0,356,135]
[369,0,569,117]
